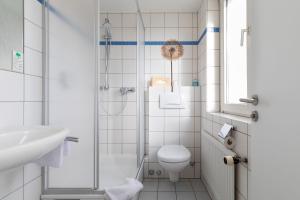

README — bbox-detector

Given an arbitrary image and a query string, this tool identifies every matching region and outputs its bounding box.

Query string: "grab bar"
[65,136,79,143]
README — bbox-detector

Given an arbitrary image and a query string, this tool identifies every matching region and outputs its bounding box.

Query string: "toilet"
[157,145,191,182]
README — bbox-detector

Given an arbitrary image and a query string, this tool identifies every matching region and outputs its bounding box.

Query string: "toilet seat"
[157,145,191,163]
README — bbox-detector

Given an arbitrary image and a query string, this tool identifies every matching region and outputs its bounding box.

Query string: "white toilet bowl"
[157,145,191,182]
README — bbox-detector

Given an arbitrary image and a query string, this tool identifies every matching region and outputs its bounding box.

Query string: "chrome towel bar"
[65,136,79,143]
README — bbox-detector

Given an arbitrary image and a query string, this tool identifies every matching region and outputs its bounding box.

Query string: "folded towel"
[105,178,143,200]
[35,141,70,168]
[160,92,185,109]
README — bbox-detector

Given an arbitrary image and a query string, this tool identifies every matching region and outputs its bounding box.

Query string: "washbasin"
[0,126,69,171]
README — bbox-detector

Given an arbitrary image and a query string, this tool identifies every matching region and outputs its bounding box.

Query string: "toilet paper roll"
[224,156,235,166]
[224,136,236,150]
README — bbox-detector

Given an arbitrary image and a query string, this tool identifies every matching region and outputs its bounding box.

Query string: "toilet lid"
[157,145,191,163]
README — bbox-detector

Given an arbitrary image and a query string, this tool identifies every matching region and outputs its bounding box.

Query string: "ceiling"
[99,0,201,12]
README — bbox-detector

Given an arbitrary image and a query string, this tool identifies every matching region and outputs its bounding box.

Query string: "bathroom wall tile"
[149,117,165,132]
[109,59,123,73]
[123,74,137,87]
[123,144,136,154]
[142,13,151,27]
[207,11,220,27]
[24,47,43,77]
[179,13,193,27]
[149,132,164,147]
[108,74,123,87]
[123,102,137,116]
[0,71,23,101]
[24,177,41,200]
[123,60,136,74]
[24,102,42,126]
[2,188,23,200]
[123,28,137,41]
[165,117,180,132]
[150,28,165,41]
[123,46,136,59]
[165,28,179,40]
[180,133,194,147]
[0,103,23,128]
[180,59,193,73]
[111,28,122,41]
[123,130,136,143]
[164,133,180,145]
[151,13,164,27]
[179,28,193,41]
[165,13,179,28]
[108,144,122,154]
[108,13,122,27]
[110,46,122,59]
[24,20,42,52]
[0,167,23,199]
[149,101,164,116]
[123,13,137,28]
[123,116,137,130]
[151,60,165,74]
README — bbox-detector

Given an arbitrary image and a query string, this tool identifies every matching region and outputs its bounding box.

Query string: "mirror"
[0,0,23,71]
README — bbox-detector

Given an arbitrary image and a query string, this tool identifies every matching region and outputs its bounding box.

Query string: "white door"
[248,0,300,199]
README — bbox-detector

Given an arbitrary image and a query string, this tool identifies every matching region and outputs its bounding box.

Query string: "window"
[221,0,250,116]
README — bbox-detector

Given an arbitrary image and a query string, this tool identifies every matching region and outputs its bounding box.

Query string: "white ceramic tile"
[0,71,23,101]
[0,167,23,199]
[149,102,164,116]
[179,13,193,27]
[151,60,165,74]
[108,144,122,154]
[195,192,211,200]
[123,130,136,143]
[108,74,123,87]
[139,191,157,200]
[180,117,194,132]
[24,20,42,52]
[192,13,198,28]
[123,59,136,74]
[181,74,193,86]
[123,13,137,28]
[24,177,41,200]
[142,180,158,192]
[123,74,137,87]
[0,102,23,128]
[180,133,194,147]
[142,13,151,28]
[165,28,179,40]
[164,133,180,145]
[150,28,165,41]
[123,28,137,41]
[151,13,164,27]
[123,46,136,59]
[208,0,219,10]
[207,11,220,27]
[177,192,196,200]
[180,59,193,73]
[179,28,193,41]
[108,116,122,129]
[108,14,122,27]
[123,116,136,129]
[149,117,164,132]
[165,117,180,132]
[150,46,163,59]
[110,46,122,59]
[123,144,136,154]
[181,165,194,178]
[108,59,123,73]
[149,132,164,147]
[123,101,137,116]
[175,182,193,191]
[158,192,176,200]
[24,102,42,126]
[165,13,179,27]
[24,47,42,76]
[2,188,23,200]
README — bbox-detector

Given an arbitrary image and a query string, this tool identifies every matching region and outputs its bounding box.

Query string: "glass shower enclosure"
[42,0,145,198]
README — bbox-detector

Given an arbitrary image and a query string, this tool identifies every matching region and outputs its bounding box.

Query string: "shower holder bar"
[65,136,79,143]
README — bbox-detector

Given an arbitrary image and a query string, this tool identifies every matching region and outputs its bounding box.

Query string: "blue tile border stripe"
[99,41,137,45]
[99,27,219,46]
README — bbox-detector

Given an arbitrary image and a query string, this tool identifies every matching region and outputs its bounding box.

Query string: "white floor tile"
[139,192,157,200]
[158,181,175,192]
[158,192,176,200]
[175,181,193,191]
[143,181,159,191]
[190,180,206,192]
[176,192,196,200]
[195,192,211,200]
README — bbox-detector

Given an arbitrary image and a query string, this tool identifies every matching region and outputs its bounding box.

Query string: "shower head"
[103,18,112,40]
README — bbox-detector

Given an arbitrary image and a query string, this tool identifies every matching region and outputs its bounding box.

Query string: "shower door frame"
[41,0,101,196]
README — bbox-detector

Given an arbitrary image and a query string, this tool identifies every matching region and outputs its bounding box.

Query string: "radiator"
[201,132,235,200]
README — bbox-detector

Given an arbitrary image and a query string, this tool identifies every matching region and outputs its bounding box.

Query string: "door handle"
[239,95,258,105]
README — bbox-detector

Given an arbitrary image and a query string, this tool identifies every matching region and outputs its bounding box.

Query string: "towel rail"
[65,136,79,143]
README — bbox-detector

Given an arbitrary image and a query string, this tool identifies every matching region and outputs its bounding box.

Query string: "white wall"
[0,0,43,199]
[99,13,138,155]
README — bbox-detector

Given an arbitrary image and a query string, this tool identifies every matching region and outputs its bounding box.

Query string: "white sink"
[0,126,69,171]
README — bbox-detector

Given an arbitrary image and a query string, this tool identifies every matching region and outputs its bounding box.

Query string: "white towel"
[160,92,185,109]
[35,141,70,168]
[105,178,143,200]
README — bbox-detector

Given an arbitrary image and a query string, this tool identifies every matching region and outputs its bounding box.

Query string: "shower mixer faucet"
[120,87,135,95]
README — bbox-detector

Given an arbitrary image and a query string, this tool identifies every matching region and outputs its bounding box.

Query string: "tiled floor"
[139,179,211,200]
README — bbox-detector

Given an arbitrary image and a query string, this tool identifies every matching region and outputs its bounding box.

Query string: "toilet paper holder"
[223,155,248,166]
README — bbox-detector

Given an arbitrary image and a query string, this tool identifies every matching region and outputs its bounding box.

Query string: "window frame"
[220,0,251,117]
